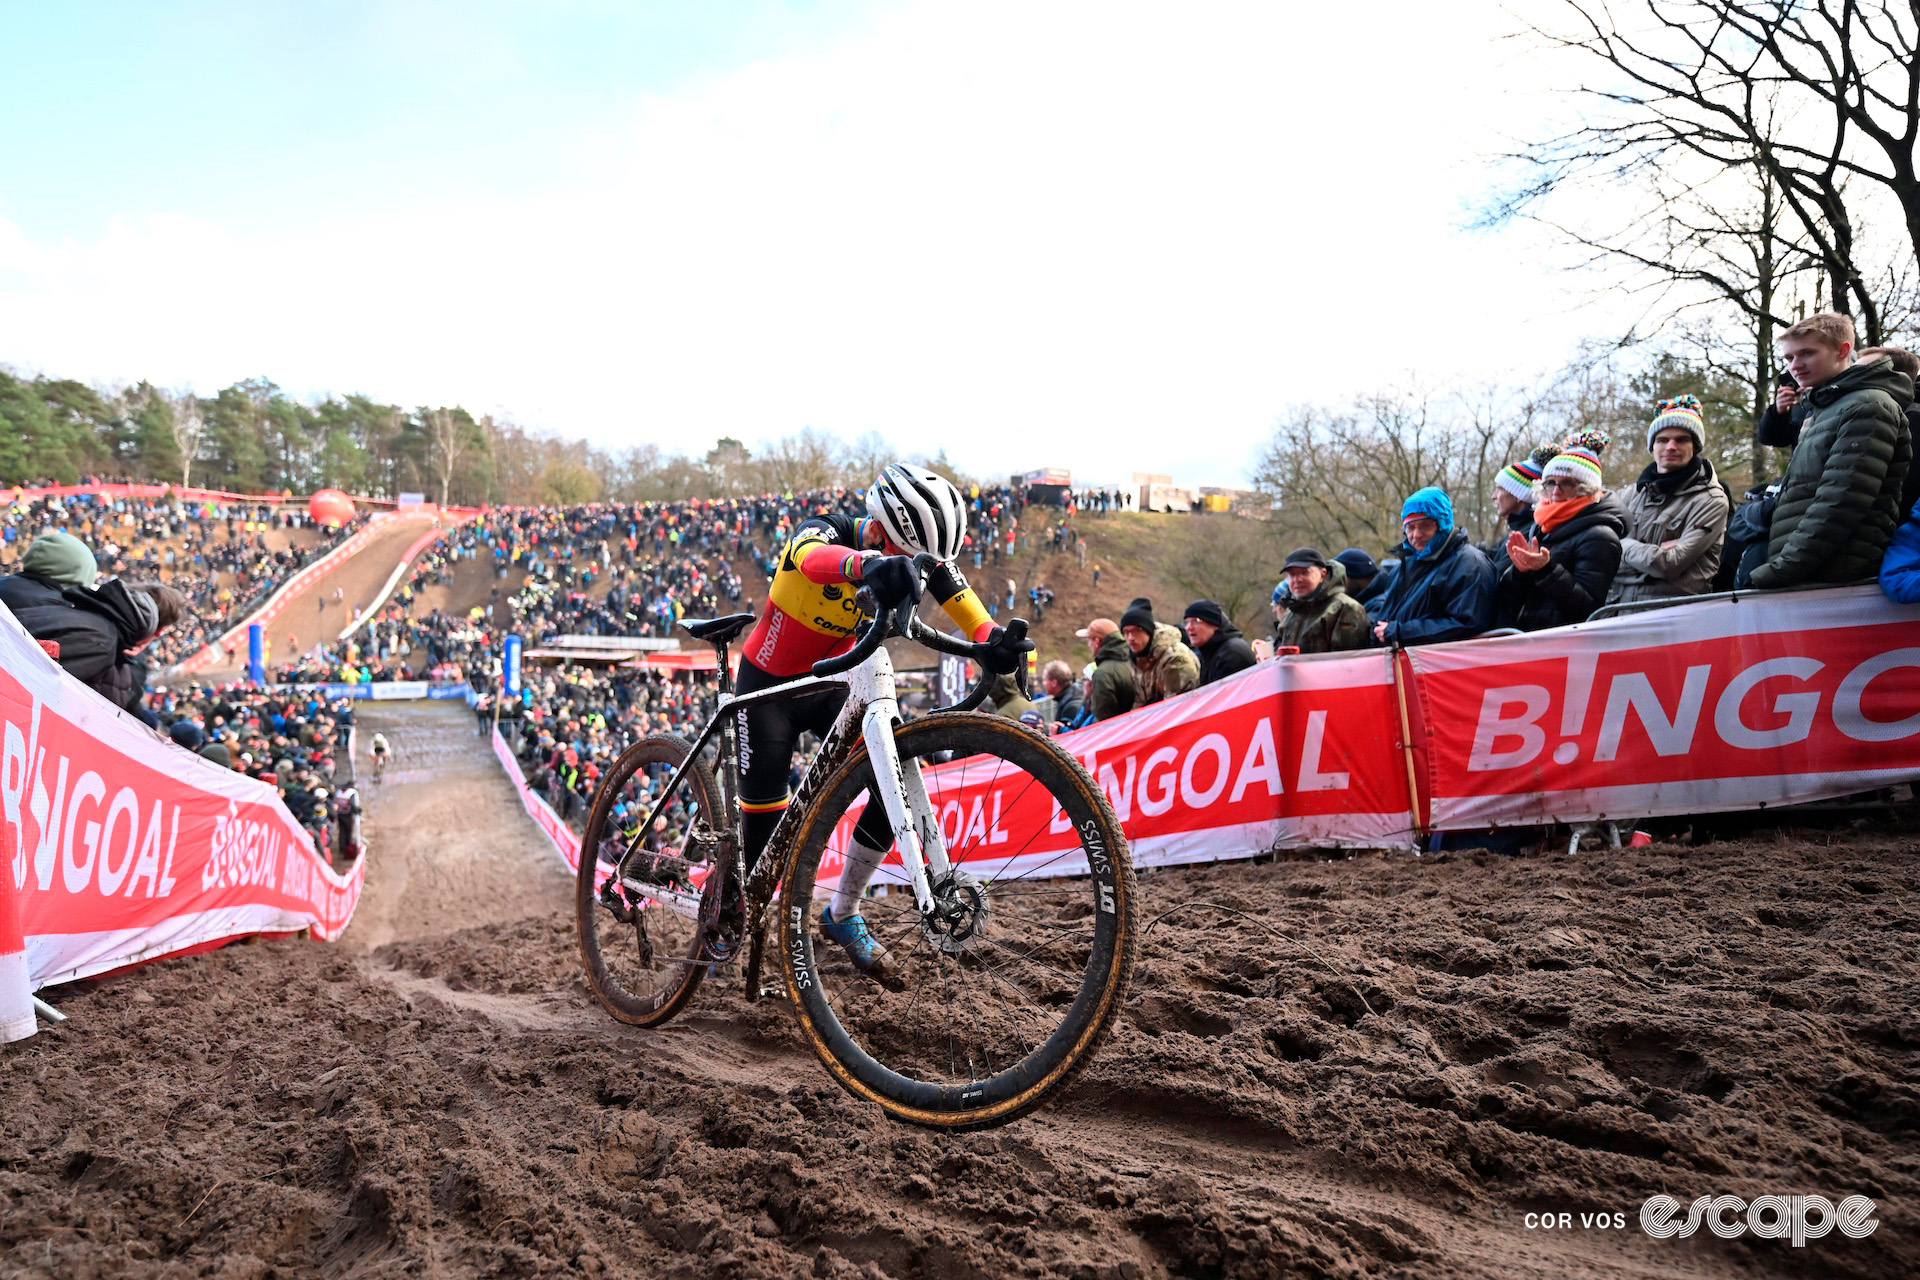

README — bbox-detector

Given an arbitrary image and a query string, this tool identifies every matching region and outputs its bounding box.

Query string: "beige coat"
[1608,460,1731,604]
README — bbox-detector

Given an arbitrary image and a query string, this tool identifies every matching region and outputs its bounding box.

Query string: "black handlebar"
[808,593,902,677]
[807,554,1032,710]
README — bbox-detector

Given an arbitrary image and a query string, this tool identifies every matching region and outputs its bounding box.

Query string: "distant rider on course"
[369,731,390,780]
[736,464,1029,973]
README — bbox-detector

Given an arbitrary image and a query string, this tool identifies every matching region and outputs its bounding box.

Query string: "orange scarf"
[1533,494,1595,534]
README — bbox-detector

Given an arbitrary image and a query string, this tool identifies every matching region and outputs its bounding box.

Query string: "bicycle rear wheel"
[576,735,727,1027]
[776,712,1136,1130]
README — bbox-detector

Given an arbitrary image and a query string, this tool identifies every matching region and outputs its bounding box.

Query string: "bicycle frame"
[612,641,955,966]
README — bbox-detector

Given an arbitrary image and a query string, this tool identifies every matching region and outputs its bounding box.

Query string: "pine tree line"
[0,368,971,505]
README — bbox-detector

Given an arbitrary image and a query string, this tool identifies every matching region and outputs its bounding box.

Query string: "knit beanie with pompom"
[1646,395,1706,452]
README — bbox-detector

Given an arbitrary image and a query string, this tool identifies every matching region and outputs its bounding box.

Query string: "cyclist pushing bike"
[734,464,1030,973]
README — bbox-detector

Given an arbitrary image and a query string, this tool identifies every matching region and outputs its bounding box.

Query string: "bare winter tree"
[841,431,894,489]
[1488,109,1819,481]
[425,407,470,506]
[1253,387,1541,552]
[1249,364,1721,557]
[703,437,753,495]
[1164,515,1283,633]
[171,392,205,488]
[753,427,842,495]
[1499,1,1920,345]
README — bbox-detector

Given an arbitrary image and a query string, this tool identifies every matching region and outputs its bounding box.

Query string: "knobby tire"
[776,712,1136,1130]
[576,734,724,1027]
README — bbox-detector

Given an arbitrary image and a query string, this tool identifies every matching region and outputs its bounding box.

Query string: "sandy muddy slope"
[345,700,571,951]
[201,516,441,680]
[4,758,1916,1278]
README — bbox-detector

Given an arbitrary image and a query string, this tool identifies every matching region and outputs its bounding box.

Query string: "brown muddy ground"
[3,700,1916,1278]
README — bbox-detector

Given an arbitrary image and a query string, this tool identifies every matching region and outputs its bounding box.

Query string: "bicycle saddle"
[681,613,756,644]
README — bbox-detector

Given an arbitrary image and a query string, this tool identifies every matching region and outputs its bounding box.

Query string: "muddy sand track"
[5,700,1918,1278]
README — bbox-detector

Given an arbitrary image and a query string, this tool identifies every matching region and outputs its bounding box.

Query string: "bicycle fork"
[849,658,952,916]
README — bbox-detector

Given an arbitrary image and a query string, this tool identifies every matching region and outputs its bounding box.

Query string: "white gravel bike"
[575,557,1137,1130]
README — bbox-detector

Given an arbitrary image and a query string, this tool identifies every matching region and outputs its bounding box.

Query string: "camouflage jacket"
[1133,621,1200,705]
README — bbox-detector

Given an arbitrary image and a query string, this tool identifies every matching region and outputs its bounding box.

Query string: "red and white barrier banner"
[1410,584,1920,828]
[491,583,1920,902]
[0,847,29,1041]
[3,482,394,507]
[0,604,363,1042]
[491,729,581,873]
[826,652,1420,888]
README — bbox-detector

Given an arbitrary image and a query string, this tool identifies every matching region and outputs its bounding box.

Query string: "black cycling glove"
[978,622,1033,676]
[860,554,922,609]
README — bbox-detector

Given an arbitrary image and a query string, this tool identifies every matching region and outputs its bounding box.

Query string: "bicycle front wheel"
[577,735,726,1027]
[777,712,1136,1129]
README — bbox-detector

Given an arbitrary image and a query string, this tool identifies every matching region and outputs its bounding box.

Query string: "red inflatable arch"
[307,488,355,528]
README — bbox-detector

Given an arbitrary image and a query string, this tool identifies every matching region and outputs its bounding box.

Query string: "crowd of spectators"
[2,488,357,667]
[0,518,359,852]
[8,318,1914,857]
[150,685,361,859]
[1046,313,1917,752]
[0,486,369,859]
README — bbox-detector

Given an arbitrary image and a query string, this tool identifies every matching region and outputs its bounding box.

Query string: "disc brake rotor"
[920,869,990,955]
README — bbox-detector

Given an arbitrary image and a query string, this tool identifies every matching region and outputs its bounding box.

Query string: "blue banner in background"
[247,624,264,685]
[504,634,523,696]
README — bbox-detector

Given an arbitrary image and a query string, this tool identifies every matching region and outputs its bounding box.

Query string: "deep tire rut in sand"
[4,705,1917,1278]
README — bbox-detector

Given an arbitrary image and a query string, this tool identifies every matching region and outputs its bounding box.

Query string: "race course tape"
[490,728,581,874]
[271,682,476,703]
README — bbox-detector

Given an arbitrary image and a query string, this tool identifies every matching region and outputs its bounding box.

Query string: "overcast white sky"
[0,0,1631,488]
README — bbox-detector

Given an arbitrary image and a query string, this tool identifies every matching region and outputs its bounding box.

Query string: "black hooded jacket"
[0,572,153,710]
[1496,493,1627,631]
[1193,622,1257,686]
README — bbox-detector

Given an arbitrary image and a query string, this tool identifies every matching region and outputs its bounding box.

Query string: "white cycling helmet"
[867,463,967,561]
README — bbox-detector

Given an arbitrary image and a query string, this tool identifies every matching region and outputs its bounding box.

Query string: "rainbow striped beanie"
[1495,444,1560,502]
[1542,445,1605,490]
[1646,395,1706,451]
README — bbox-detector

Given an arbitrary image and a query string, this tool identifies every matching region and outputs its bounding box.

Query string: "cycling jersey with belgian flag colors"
[742,514,994,677]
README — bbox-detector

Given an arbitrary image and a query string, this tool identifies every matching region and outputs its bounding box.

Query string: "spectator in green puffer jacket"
[1749,313,1914,590]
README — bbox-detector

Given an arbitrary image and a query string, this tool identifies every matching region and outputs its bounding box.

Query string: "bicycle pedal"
[757,981,787,1000]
